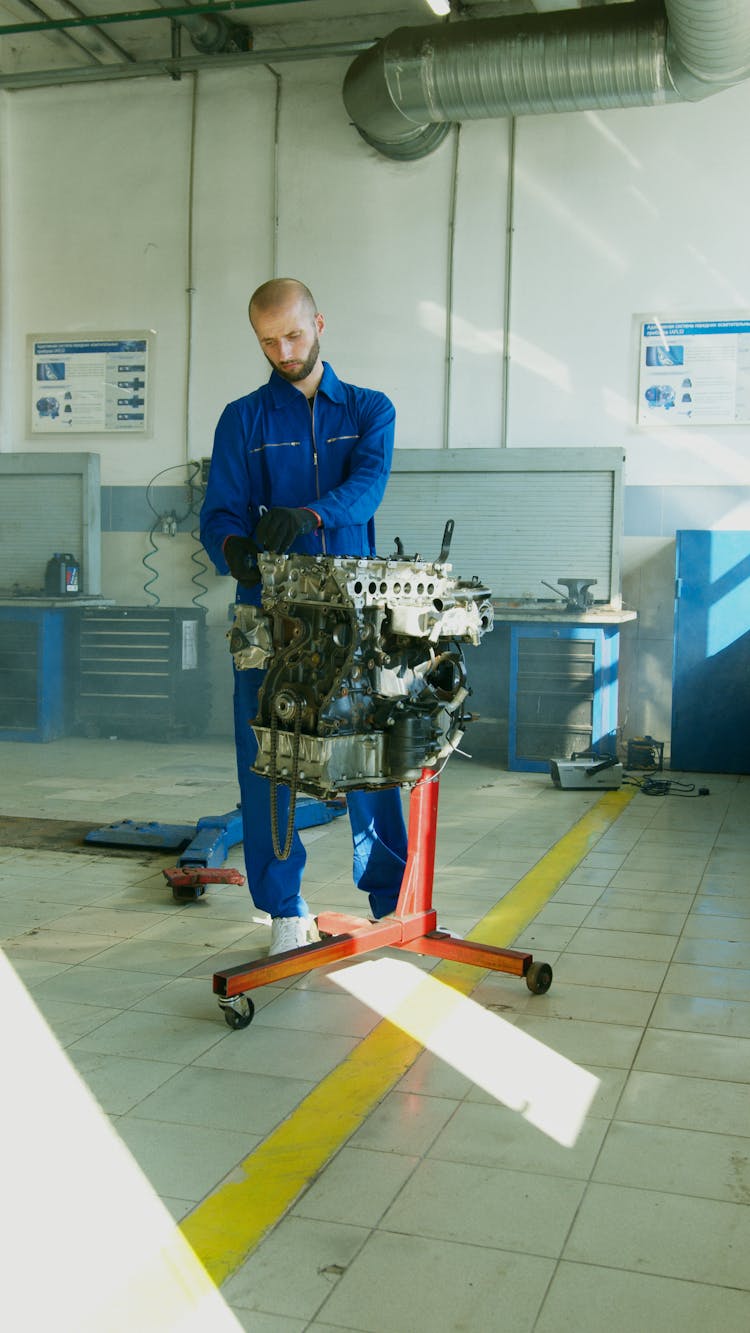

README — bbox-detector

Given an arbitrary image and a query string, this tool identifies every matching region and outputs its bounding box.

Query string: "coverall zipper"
[311,394,327,554]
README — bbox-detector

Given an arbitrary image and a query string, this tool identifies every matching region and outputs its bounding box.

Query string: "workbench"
[464,600,637,772]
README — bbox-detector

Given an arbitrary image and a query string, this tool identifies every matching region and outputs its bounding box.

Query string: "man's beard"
[268,335,320,383]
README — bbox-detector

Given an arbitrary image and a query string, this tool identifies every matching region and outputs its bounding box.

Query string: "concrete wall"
[1,56,749,753]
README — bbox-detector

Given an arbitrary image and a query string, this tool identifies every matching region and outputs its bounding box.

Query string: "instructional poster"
[29,332,153,434]
[638,317,750,426]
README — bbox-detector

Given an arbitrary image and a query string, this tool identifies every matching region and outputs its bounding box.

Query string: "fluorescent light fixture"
[426,0,451,14]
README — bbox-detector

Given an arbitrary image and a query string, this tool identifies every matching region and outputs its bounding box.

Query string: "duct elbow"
[343,3,750,161]
[665,0,750,92]
[343,38,451,162]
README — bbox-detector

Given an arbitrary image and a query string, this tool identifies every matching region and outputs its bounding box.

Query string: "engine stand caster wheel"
[219,994,255,1029]
[525,961,553,995]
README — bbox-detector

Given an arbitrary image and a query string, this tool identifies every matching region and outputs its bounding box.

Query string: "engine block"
[228,546,493,799]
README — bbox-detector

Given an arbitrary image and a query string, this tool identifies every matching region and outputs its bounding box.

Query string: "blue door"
[671,530,750,774]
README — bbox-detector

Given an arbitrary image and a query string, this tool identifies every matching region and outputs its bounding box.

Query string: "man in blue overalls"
[200,279,408,954]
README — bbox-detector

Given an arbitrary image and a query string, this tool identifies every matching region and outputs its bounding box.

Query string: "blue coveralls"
[200,362,408,921]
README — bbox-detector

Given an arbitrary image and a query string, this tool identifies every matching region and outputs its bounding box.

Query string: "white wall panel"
[508,86,750,484]
[5,80,193,480]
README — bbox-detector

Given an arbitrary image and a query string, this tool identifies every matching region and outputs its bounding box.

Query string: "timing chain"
[269,693,303,861]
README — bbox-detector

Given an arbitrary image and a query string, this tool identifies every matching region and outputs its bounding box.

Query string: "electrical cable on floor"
[623,773,709,798]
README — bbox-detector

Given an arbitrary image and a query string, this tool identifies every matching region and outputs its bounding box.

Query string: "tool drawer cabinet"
[75,606,208,738]
[508,623,619,771]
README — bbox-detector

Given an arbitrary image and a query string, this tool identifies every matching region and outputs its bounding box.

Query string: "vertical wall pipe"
[442,123,460,450]
[184,73,198,463]
[500,115,516,450]
[265,64,282,278]
[0,98,11,454]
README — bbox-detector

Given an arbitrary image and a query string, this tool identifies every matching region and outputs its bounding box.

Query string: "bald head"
[248,278,326,395]
[249,278,317,330]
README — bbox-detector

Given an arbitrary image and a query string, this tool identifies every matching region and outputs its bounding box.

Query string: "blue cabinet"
[0,606,72,742]
[75,606,208,738]
[508,623,619,772]
[671,530,750,774]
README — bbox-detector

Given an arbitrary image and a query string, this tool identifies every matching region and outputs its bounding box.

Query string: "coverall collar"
[267,361,345,409]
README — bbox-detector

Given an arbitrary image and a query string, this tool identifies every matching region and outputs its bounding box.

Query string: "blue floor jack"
[85,796,347,902]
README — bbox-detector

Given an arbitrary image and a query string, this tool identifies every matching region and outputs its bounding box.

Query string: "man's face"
[252,297,325,384]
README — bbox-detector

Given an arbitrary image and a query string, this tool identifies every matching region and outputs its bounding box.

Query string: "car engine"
[228,523,493,847]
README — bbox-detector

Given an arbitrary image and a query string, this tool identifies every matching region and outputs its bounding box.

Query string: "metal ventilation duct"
[175,13,250,55]
[343,0,750,161]
[149,0,252,56]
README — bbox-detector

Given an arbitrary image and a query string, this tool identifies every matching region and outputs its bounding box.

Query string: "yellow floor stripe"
[464,786,636,948]
[181,784,635,1284]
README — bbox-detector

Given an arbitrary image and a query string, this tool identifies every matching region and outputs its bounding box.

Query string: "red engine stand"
[213,768,552,1028]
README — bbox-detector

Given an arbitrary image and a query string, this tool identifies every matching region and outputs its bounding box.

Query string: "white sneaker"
[269,915,318,955]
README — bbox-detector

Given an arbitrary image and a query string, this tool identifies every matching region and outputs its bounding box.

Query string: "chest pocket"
[248,440,302,454]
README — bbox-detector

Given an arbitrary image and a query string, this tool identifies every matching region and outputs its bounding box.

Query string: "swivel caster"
[525,961,553,995]
[219,994,255,1029]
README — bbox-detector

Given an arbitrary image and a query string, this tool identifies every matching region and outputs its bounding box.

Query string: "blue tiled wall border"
[102,485,202,534]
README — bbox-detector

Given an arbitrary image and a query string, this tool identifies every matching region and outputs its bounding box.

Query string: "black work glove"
[223,536,260,587]
[254,506,318,553]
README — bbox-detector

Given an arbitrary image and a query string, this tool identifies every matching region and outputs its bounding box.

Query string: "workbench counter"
[491,602,637,625]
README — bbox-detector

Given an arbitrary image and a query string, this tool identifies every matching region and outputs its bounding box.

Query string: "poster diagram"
[29,333,153,434]
[638,317,750,426]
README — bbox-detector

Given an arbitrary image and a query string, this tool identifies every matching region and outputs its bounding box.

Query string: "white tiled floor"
[2,736,750,1331]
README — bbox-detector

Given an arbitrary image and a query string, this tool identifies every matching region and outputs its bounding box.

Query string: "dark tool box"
[74,605,208,739]
[626,735,664,770]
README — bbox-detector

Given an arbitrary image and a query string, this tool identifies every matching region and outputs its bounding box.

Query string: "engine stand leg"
[212,767,552,1022]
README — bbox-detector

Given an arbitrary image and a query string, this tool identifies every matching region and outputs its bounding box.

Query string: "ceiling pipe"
[0,0,309,38]
[8,0,114,66]
[0,39,373,91]
[342,0,750,161]
[46,0,136,63]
